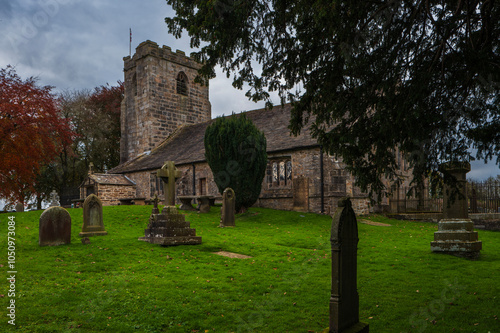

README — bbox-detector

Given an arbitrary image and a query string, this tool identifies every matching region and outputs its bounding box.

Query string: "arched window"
[176,72,188,96]
[267,158,292,188]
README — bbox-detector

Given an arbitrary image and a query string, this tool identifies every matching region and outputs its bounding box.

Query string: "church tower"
[120,40,211,163]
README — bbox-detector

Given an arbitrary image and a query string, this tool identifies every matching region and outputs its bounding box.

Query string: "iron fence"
[468,181,500,213]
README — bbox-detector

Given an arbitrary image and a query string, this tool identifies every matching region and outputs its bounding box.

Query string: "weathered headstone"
[219,188,235,227]
[39,206,71,246]
[157,161,181,206]
[431,162,482,259]
[330,198,369,333]
[49,190,60,207]
[139,163,201,246]
[79,194,107,237]
[15,203,24,212]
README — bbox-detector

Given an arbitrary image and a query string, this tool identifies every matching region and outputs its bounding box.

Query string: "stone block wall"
[97,185,136,206]
[120,40,211,163]
[120,148,371,215]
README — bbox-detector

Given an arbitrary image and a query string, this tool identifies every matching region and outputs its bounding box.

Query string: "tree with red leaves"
[0,66,74,204]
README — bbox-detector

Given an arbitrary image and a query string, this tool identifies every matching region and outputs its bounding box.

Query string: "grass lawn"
[0,205,499,332]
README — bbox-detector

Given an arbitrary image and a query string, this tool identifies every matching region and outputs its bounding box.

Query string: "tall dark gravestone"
[330,198,369,333]
[431,162,482,259]
[39,206,72,246]
[219,187,236,227]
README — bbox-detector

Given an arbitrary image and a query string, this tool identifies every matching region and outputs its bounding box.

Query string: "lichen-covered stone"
[39,206,71,246]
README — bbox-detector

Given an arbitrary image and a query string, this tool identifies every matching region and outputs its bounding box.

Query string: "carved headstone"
[220,188,236,227]
[330,198,369,333]
[79,194,107,237]
[431,162,482,259]
[49,190,60,207]
[39,206,71,246]
[157,161,181,206]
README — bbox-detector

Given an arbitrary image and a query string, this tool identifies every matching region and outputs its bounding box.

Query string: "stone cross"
[157,161,181,206]
[151,193,160,215]
[49,190,60,207]
[330,198,369,333]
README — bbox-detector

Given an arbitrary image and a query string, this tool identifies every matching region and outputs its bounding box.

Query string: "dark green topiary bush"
[204,113,267,213]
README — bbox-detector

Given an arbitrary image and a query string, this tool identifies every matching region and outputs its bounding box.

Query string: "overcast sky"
[0,0,498,180]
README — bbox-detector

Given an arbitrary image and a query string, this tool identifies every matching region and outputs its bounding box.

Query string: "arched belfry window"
[176,72,188,96]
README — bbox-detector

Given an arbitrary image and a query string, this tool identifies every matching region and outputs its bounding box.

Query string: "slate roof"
[88,173,136,186]
[109,104,319,174]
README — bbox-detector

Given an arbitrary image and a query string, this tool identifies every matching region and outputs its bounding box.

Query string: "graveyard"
[1,204,499,332]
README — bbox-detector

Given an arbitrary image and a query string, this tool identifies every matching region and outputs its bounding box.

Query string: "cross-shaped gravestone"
[49,190,60,207]
[157,161,181,206]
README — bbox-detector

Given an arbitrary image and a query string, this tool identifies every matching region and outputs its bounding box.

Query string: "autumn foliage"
[0,66,74,203]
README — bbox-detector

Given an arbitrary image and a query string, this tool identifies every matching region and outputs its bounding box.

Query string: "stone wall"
[97,185,136,206]
[120,40,211,163]
[119,148,371,215]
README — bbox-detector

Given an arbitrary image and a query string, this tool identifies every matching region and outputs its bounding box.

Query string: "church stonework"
[120,40,211,163]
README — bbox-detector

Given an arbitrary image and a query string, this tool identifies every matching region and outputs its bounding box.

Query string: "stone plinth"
[431,219,482,259]
[139,206,202,246]
[431,162,482,259]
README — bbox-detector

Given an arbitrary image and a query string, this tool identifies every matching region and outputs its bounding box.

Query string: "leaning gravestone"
[219,187,235,227]
[39,206,71,246]
[79,194,107,237]
[430,162,482,259]
[139,162,202,246]
[329,198,369,333]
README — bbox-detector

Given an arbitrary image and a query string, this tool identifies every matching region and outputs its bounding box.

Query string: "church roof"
[109,103,319,174]
[87,173,136,186]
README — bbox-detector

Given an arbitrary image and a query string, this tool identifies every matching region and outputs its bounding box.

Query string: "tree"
[0,66,74,203]
[204,114,267,213]
[35,83,124,206]
[166,0,500,197]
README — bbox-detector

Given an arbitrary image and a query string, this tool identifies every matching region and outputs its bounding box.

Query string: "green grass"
[0,206,499,332]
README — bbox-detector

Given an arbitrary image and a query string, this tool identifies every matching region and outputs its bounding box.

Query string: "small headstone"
[39,206,71,246]
[329,198,369,333]
[431,162,482,259]
[15,203,24,212]
[49,190,60,207]
[79,194,107,237]
[219,188,235,227]
[81,237,91,245]
[151,194,161,215]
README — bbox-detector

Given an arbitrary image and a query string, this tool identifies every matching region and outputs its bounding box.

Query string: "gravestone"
[219,188,235,227]
[157,161,181,206]
[39,206,71,246]
[15,203,24,212]
[139,162,202,246]
[79,194,107,237]
[431,162,482,259]
[49,190,60,207]
[330,198,369,333]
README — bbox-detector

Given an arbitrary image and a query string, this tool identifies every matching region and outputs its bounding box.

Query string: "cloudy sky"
[0,0,498,180]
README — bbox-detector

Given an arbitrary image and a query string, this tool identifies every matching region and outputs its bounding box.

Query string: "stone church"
[80,40,409,214]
